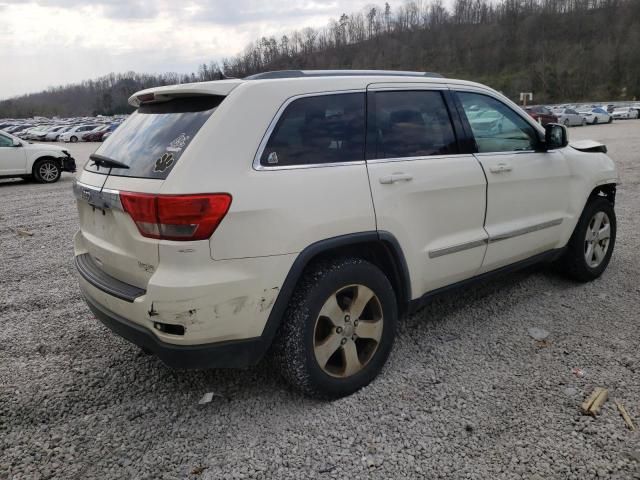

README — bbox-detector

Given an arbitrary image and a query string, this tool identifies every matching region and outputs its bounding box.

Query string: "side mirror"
[544,123,568,150]
[13,140,22,147]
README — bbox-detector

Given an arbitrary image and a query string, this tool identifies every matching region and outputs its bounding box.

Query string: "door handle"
[489,163,513,174]
[379,173,413,184]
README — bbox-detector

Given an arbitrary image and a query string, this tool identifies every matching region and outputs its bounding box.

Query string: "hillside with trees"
[2,0,639,118]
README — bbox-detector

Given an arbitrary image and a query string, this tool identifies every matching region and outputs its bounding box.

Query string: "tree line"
[2,0,639,118]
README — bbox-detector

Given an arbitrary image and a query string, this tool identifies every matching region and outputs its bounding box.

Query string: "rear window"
[85,96,223,178]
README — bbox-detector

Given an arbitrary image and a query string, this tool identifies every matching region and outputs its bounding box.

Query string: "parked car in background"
[0,129,76,183]
[101,131,114,141]
[524,106,558,125]
[579,108,612,125]
[83,124,119,142]
[552,108,586,127]
[59,125,99,143]
[45,125,71,141]
[72,71,618,398]
[611,107,639,120]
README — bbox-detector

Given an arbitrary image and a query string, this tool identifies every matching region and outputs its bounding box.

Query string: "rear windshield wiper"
[90,153,130,170]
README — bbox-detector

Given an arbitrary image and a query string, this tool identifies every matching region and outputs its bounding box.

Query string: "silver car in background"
[552,108,586,127]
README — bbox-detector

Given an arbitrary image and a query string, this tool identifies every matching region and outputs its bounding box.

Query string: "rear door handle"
[379,173,413,184]
[489,163,513,173]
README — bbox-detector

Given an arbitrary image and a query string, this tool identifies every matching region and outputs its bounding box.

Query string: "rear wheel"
[70,136,78,143]
[274,257,397,399]
[593,117,598,125]
[556,197,616,282]
[33,159,61,183]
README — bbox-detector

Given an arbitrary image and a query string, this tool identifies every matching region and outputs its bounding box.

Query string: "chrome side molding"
[428,218,563,258]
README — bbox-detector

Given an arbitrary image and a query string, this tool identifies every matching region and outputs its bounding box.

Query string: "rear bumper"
[82,290,267,369]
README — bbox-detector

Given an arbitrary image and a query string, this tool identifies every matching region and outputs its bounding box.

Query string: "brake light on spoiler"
[120,192,232,241]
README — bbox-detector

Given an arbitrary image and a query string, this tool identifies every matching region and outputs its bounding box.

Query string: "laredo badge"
[154,152,175,172]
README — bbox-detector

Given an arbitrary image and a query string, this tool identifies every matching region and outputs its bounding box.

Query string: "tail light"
[120,192,232,241]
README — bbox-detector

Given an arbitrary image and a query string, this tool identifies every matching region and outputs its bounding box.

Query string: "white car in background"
[552,108,586,127]
[44,125,70,141]
[578,108,612,125]
[59,125,99,143]
[0,129,76,183]
[611,107,639,120]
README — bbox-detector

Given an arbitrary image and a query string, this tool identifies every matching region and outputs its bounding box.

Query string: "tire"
[564,119,570,127]
[593,117,598,125]
[70,136,78,143]
[274,257,397,399]
[582,118,587,126]
[33,158,61,184]
[608,116,613,124]
[556,197,616,282]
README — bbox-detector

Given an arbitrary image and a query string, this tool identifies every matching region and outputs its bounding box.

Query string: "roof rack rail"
[245,70,443,80]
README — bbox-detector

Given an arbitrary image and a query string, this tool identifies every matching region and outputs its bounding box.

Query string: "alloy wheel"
[313,284,383,378]
[584,211,611,268]
[39,162,59,182]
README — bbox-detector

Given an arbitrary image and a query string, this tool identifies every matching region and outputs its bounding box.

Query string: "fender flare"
[254,231,411,361]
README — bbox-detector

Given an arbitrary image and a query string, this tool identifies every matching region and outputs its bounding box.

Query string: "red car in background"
[83,123,120,142]
[524,106,558,125]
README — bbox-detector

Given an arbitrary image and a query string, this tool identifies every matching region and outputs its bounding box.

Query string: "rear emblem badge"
[154,153,174,173]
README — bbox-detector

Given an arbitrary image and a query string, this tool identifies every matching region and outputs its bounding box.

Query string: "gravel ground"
[1,123,639,480]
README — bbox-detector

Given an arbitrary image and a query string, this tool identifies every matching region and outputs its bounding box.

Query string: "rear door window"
[370,90,457,159]
[85,96,223,179]
[260,93,365,167]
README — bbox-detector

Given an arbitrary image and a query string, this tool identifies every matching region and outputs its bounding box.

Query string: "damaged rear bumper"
[82,291,267,369]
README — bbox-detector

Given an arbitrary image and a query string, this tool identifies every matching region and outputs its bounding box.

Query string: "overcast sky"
[0,0,442,100]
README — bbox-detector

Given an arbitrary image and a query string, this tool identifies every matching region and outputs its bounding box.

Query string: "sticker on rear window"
[166,133,190,152]
[154,152,175,172]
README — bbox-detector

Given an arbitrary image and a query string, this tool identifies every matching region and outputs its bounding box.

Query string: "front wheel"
[557,197,616,282]
[33,159,61,183]
[70,136,78,143]
[274,257,397,399]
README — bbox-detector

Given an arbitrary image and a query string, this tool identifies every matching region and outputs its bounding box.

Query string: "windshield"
[85,96,223,179]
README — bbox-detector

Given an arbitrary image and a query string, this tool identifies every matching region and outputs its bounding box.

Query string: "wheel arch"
[588,182,616,206]
[31,155,62,175]
[258,231,411,358]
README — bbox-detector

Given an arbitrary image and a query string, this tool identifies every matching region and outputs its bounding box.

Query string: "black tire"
[273,257,397,399]
[593,117,598,125]
[564,119,570,127]
[70,136,78,143]
[556,197,616,282]
[33,158,61,184]
[608,116,613,124]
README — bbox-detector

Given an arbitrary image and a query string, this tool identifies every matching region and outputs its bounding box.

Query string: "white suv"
[73,70,617,398]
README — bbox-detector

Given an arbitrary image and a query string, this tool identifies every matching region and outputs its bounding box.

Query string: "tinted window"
[459,92,540,153]
[371,90,457,159]
[85,96,223,178]
[0,134,13,147]
[260,93,365,167]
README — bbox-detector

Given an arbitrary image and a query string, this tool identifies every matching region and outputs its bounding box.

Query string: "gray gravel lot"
[1,122,639,479]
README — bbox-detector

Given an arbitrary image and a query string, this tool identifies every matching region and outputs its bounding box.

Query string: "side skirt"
[408,247,566,314]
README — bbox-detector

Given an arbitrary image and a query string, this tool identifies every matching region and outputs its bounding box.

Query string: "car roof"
[129,70,493,107]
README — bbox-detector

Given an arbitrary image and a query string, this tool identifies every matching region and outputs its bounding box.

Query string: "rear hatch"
[74,95,225,289]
